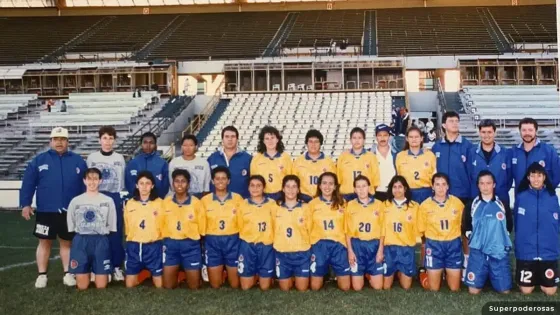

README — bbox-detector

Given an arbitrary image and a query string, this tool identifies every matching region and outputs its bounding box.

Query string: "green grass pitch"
[0,211,558,315]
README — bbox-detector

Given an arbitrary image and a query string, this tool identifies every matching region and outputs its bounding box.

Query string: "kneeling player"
[382,176,419,290]
[345,176,385,290]
[124,171,165,288]
[162,169,204,289]
[418,173,464,291]
[462,170,512,294]
[237,175,275,290]
[514,163,559,296]
[67,168,117,290]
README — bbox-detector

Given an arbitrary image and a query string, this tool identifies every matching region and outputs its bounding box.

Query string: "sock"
[38,272,47,276]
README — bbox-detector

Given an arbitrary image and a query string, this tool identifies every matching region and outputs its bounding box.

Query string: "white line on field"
[0,255,61,272]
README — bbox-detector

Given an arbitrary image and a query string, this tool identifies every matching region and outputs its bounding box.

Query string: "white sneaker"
[63,273,76,287]
[113,267,125,282]
[35,275,48,288]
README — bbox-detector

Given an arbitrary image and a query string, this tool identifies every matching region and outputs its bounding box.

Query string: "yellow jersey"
[381,199,419,247]
[271,202,312,253]
[237,197,275,245]
[418,196,464,241]
[337,149,380,195]
[201,192,243,236]
[395,149,436,189]
[161,195,205,241]
[308,197,346,246]
[345,198,384,241]
[124,198,165,243]
[292,152,336,198]
[250,152,292,194]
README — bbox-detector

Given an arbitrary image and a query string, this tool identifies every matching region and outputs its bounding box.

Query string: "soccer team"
[19,111,560,295]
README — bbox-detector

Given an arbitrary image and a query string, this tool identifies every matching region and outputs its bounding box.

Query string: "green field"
[0,211,558,315]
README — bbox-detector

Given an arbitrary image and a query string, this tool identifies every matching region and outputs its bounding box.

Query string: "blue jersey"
[432,135,473,199]
[468,144,513,205]
[207,149,252,198]
[514,188,560,261]
[20,149,87,213]
[511,140,560,192]
[462,196,512,260]
[125,152,169,199]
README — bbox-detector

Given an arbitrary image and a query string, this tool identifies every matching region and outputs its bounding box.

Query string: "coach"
[511,118,560,192]
[20,127,87,288]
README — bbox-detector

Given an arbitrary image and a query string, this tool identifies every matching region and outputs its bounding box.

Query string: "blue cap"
[375,124,391,135]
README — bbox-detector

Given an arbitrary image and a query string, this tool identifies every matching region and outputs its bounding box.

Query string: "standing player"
[201,166,243,289]
[514,163,559,296]
[250,126,292,200]
[462,170,513,294]
[207,126,252,198]
[168,134,211,198]
[371,124,397,202]
[87,126,126,281]
[67,168,117,290]
[431,111,472,205]
[381,175,419,290]
[417,173,464,291]
[236,175,275,290]
[161,169,205,289]
[345,175,385,291]
[308,172,351,291]
[395,126,436,204]
[337,127,380,201]
[125,132,169,199]
[293,129,336,202]
[511,118,560,192]
[124,171,165,288]
[272,175,312,291]
[20,127,87,288]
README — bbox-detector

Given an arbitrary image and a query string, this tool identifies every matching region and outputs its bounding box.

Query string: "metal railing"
[179,80,224,139]
[435,78,448,139]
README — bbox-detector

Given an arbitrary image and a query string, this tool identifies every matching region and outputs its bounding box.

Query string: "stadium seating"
[196,92,396,158]
[0,94,39,121]
[490,5,557,44]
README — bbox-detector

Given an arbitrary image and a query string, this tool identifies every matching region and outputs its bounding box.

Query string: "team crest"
[311,254,316,262]
[461,155,466,162]
[407,214,413,222]
[545,269,555,279]
[501,163,507,170]
[153,211,158,216]
[425,248,432,256]
[238,255,244,262]
[452,209,458,215]
[553,213,558,220]
[467,272,475,281]
[76,167,81,174]
[512,158,517,165]
[232,209,237,215]
[279,165,284,171]
[298,217,304,224]
[539,160,546,167]
[373,210,379,216]
[496,212,505,221]
[424,161,429,167]
[338,208,344,214]
[70,259,78,269]
[188,214,194,220]
[130,170,137,176]
[365,164,370,168]
[241,169,247,176]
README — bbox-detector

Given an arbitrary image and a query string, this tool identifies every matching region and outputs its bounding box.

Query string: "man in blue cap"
[371,124,398,201]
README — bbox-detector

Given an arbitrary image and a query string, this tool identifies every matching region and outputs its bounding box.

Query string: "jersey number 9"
[286,227,293,238]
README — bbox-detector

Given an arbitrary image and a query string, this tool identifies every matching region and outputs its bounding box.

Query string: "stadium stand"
[195,92,398,158]
[0,94,39,122]
[376,7,500,56]
[283,10,364,48]
[490,5,557,44]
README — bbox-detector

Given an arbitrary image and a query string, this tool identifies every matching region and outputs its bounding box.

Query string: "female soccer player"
[161,169,205,289]
[382,175,419,290]
[417,173,464,291]
[337,127,380,201]
[201,166,244,289]
[124,171,165,288]
[462,170,512,294]
[395,126,436,204]
[345,175,385,291]
[514,163,559,296]
[272,175,312,291]
[67,168,117,290]
[236,175,275,290]
[250,126,292,200]
[309,172,351,291]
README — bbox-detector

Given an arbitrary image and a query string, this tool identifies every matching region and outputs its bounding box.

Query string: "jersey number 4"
[139,220,145,229]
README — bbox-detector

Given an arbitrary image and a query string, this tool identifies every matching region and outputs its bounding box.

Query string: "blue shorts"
[275,250,311,279]
[343,194,357,202]
[237,240,274,278]
[204,234,240,268]
[464,248,512,292]
[350,238,384,276]
[300,194,313,203]
[410,188,432,204]
[384,245,416,277]
[425,238,463,270]
[310,240,351,277]
[163,238,202,270]
[69,234,111,275]
[125,241,163,276]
